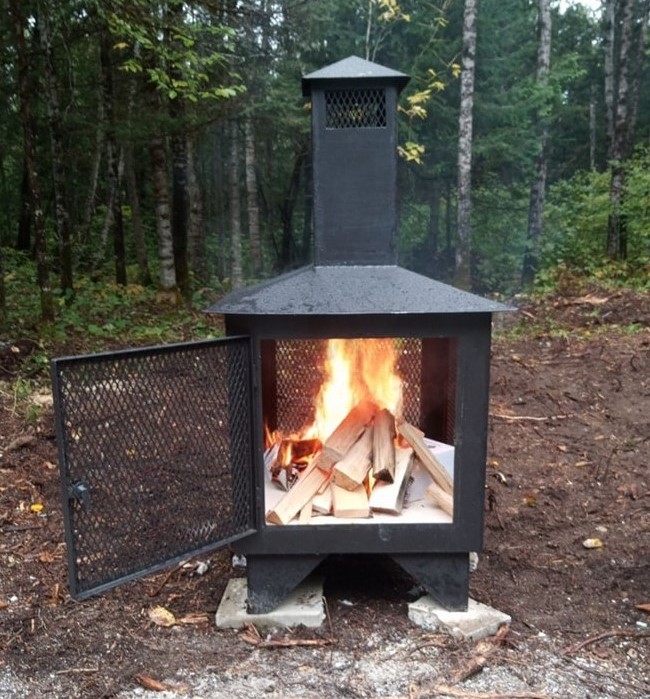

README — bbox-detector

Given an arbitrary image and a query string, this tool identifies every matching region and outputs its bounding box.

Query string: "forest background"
[0,0,649,351]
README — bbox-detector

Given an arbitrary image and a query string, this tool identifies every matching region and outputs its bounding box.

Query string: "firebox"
[51,56,510,614]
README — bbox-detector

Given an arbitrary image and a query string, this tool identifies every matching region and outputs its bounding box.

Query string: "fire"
[307,338,403,442]
[265,338,404,452]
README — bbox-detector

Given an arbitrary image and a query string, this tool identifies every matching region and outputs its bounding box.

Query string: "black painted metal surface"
[207,265,511,316]
[52,338,256,599]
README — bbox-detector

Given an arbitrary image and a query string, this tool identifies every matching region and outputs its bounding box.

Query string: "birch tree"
[245,118,263,278]
[454,0,478,290]
[522,0,552,286]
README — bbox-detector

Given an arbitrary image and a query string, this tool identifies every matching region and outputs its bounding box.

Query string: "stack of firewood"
[265,400,454,525]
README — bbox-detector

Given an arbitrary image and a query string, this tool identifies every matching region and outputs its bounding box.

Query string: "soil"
[1,287,649,698]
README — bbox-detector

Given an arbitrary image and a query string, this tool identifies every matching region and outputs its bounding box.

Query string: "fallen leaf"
[636,603,650,614]
[523,494,537,507]
[39,550,57,563]
[148,605,176,627]
[557,444,568,453]
[0,600,8,611]
[134,674,172,691]
[30,503,44,514]
[582,538,604,549]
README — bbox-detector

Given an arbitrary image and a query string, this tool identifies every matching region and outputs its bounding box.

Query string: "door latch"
[69,481,91,509]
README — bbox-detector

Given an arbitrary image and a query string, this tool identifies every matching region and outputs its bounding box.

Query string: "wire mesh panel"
[52,338,255,599]
[325,89,387,129]
[272,338,422,433]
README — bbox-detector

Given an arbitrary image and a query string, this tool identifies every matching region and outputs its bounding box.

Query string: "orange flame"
[307,339,403,441]
[265,339,404,449]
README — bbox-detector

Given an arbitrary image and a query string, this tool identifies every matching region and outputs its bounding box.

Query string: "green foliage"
[541,148,650,288]
[471,181,529,294]
[1,248,223,379]
[104,0,244,103]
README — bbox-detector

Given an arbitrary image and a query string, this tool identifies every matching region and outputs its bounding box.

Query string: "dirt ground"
[1,287,648,698]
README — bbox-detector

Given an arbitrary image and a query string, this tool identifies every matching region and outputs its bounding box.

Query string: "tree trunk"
[100,28,127,285]
[167,3,190,302]
[16,159,31,251]
[79,85,104,248]
[606,0,635,260]
[187,136,208,284]
[625,0,650,156]
[245,118,263,277]
[429,180,442,260]
[589,84,596,171]
[124,144,152,286]
[229,119,244,290]
[603,0,615,157]
[279,151,305,270]
[522,0,552,287]
[150,137,176,291]
[38,1,73,295]
[0,244,5,320]
[454,0,478,291]
[302,149,313,263]
[9,0,54,321]
[169,123,190,300]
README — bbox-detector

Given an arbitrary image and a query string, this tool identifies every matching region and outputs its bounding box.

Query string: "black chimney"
[302,56,409,266]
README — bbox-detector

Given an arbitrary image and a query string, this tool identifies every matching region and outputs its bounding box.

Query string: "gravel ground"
[2,623,648,698]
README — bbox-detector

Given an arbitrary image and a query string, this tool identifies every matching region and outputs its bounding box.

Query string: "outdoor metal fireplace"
[52,57,509,614]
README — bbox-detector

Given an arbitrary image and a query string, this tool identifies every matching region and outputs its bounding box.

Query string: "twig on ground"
[448,625,510,685]
[54,667,99,675]
[489,413,570,422]
[145,561,186,597]
[562,629,650,655]
[431,687,550,699]
[239,622,335,649]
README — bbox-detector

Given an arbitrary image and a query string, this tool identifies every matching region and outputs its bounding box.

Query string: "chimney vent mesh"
[325,89,387,129]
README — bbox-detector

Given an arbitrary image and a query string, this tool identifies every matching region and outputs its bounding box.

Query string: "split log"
[425,479,454,517]
[372,408,396,482]
[298,501,312,524]
[278,437,322,465]
[369,447,414,514]
[331,426,374,491]
[331,482,370,518]
[314,399,377,472]
[266,462,329,525]
[312,486,332,515]
[396,420,453,495]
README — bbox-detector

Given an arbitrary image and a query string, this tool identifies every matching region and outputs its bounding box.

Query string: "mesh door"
[52,338,255,599]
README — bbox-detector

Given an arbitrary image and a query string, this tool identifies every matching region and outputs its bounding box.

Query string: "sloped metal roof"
[302,56,410,96]
[206,265,512,316]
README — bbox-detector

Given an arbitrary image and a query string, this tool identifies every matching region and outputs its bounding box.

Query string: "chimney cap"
[302,55,410,96]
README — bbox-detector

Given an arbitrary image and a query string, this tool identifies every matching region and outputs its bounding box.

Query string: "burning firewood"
[278,437,322,465]
[369,447,414,514]
[314,399,377,472]
[266,437,323,491]
[396,420,454,495]
[372,408,396,482]
[331,426,374,491]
